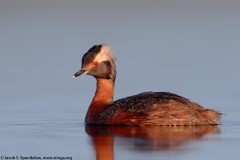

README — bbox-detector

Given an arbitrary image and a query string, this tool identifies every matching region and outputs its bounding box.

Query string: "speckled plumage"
[99,92,200,119]
[96,92,221,125]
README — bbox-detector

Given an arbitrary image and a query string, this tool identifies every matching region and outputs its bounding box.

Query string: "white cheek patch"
[94,45,113,63]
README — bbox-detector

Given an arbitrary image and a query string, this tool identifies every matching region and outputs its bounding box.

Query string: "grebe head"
[73,44,116,80]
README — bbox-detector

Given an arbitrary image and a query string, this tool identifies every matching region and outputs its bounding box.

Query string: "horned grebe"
[73,44,221,125]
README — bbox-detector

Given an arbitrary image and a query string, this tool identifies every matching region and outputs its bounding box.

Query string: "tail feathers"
[203,109,222,125]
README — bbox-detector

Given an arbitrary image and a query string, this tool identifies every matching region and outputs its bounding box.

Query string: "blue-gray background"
[0,0,239,160]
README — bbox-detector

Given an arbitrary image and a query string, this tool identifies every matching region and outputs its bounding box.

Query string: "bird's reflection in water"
[85,125,220,160]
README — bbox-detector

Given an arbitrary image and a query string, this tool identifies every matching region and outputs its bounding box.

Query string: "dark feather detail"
[98,92,206,121]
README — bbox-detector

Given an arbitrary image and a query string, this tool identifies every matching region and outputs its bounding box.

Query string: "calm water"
[1,0,240,160]
[0,109,239,160]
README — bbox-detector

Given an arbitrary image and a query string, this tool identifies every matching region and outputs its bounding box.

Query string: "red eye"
[93,61,99,66]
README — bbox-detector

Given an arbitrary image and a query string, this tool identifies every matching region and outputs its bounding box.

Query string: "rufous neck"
[93,79,114,104]
[86,79,115,123]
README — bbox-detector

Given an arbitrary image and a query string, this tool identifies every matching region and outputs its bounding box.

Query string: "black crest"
[82,45,102,67]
